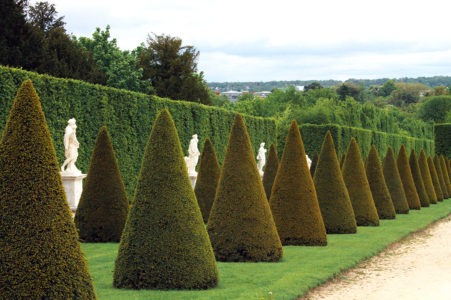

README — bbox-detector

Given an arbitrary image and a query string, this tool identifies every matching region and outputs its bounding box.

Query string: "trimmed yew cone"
[397,145,421,210]
[383,147,409,214]
[409,150,430,207]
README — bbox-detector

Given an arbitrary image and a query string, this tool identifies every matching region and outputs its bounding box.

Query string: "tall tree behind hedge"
[269,121,326,245]
[75,126,129,242]
[0,80,95,299]
[397,145,421,210]
[262,143,279,201]
[409,150,430,207]
[383,147,410,214]
[114,109,218,289]
[434,156,449,199]
[418,150,438,204]
[365,145,396,219]
[427,156,443,202]
[313,131,357,234]
[194,138,221,223]
[207,114,283,262]
[440,155,451,195]
[342,138,379,226]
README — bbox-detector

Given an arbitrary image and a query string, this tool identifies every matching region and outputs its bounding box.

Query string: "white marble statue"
[184,134,200,176]
[306,154,312,169]
[61,118,80,174]
[256,142,267,176]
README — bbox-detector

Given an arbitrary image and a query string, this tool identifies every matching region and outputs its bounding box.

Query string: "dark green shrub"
[434,156,449,199]
[269,121,327,245]
[0,80,95,299]
[409,150,430,207]
[113,109,218,289]
[75,126,129,242]
[313,131,357,234]
[383,147,410,214]
[342,138,380,226]
[365,145,396,219]
[427,156,443,202]
[310,150,319,178]
[194,138,221,223]
[418,150,438,204]
[397,145,421,210]
[440,155,451,195]
[434,124,451,158]
[262,143,279,201]
[207,114,283,262]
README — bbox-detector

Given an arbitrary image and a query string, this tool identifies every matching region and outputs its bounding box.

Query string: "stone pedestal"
[61,172,87,212]
[189,175,197,188]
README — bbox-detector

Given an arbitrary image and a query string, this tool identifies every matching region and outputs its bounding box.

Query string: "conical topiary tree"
[434,156,449,199]
[427,156,443,202]
[383,147,410,214]
[397,145,421,210]
[269,121,327,245]
[74,126,129,242]
[418,150,438,204]
[310,150,319,178]
[440,155,451,195]
[313,131,357,234]
[207,114,283,262]
[0,80,96,299]
[262,143,279,201]
[194,138,221,223]
[409,150,430,207]
[365,145,396,219]
[342,138,379,226]
[113,109,218,289]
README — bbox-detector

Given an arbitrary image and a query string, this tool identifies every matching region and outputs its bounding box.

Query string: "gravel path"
[300,215,451,300]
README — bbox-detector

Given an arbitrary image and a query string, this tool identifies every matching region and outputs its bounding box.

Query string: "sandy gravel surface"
[300,215,451,300]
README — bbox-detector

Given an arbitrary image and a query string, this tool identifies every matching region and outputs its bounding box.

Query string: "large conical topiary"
[383,147,409,214]
[365,145,396,219]
[418,150,437,204]
[0,80,96,299]
[310,150,319,178]
[434,156,449,199]
[75,126,129,242]
[427,156,443,202]
[342,138,379,226]
[262,143,279,201]
[269,121,327,245]
[440,155,451,196]
[397,145,421,210]
[409,150,430,207]
[207,114,283,262]
[113,109,218,289]
[194,138,221,223]
[313,131,357,234]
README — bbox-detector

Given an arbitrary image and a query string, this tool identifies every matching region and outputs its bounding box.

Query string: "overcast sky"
[33,0,451,82]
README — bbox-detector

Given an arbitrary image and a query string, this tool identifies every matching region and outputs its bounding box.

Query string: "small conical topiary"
[310,151,319,178]
[409,150,430,207]
[269,121,327,245]
[397,145,421,210]
[418,150,437,204]
[194,138,221,223]
[342,138,379,226]
[113,109,218,289]
[434,156,449,199]
[262,143,279,201]
[440,155,451,195]
[313,131,357,234]
[365,145,396,219]
[427,156,443,202]
[383,147,409,214]
[0,80,96,299]
[207,114,283,262]
[75,126,129,242]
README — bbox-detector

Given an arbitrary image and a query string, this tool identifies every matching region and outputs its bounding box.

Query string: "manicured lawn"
[83,199,451,299]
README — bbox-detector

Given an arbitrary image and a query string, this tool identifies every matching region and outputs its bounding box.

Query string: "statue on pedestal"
[184,134,200,177]
[257,142,266,176]
[61,118,80,174]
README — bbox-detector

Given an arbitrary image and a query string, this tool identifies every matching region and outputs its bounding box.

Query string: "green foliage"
[397,145,421,209]
[435,156,449,198]
[262,143,279,201]
[313,131,357,234]
[207,114,283,262]
[310,151,319,178]
[419,96,451,123]
[342,138,380,226]
[383,148,410,214]
[365,145,396,219]
[336,82,360,101]
[114,109,218,289]
[427,156,443,202]
[418,150,438,204]
[389,82,429,106]
[269,121,327,245]
[194,138,221,223]
[440,155,451,194]
[75,126,129,242]
[0,80,95,298]
[409,150,430,207]
[434,124,451,158]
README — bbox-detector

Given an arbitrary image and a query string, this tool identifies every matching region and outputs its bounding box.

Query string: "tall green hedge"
[434,124,451,158]
[0,66,276,199]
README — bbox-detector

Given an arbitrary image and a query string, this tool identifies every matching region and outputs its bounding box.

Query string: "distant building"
[221,90,243,102]
[254,91,271,98]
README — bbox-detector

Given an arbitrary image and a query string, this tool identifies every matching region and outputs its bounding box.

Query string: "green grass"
[83,199,451,300]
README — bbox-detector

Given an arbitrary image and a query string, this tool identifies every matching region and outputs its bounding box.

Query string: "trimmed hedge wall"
[434,124,451,158]
[0,66,276,198]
